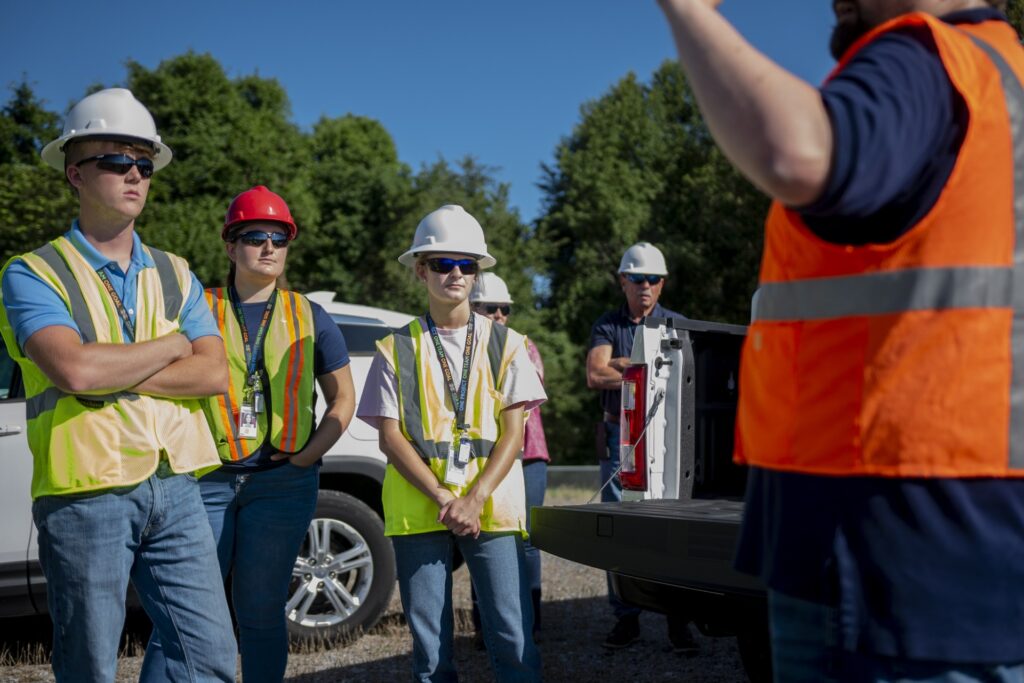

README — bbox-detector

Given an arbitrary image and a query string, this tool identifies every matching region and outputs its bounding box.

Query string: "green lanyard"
[425,313,475,432]
[97,270,136,343]
[228,286,277,390]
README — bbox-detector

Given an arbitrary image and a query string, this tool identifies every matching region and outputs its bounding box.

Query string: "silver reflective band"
[968,33,1024,469]
[27,388,141,420]
[753,266,1013,322]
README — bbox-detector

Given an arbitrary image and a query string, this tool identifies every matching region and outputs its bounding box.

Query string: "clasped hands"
[437,490,483,538]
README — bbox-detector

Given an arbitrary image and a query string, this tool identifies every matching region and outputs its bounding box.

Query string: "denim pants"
[146,462,319,683]
[601,420,640,619]
[769,589,1024,683]
[472,459,547,632]
[392,531,542,683]
[32,462,236,683]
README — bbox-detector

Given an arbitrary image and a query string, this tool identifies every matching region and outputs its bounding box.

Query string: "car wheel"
[286,490,396,644]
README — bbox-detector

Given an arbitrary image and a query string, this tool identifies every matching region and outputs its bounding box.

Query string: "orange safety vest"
[735,14,1024,478]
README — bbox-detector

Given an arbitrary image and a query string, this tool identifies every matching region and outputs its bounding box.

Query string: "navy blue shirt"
[735,8,1024,663]
[218,299,349,473]
[589,303,685,416]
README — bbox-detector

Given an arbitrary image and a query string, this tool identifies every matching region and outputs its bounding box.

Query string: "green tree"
[125,53,315,286]
[536,62,768,463]
[0,81,75,261]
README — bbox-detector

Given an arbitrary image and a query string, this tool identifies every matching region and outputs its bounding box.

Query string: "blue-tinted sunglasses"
[234,231,291,248]
[625,273,664,285]
[426,258,479,275]
[76,153,155,178]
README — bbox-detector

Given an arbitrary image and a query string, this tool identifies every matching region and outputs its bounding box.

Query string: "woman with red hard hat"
[147,186,355,682]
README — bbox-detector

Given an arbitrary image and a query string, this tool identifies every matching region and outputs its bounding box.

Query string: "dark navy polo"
[589,303,685,416]
[735,8,1024,663]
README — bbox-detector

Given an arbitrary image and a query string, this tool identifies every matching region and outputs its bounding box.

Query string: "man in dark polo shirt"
[586,241,694,651]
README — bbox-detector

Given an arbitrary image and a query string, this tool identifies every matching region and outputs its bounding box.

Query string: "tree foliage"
[535,62,767,461]
[0,53,764,464]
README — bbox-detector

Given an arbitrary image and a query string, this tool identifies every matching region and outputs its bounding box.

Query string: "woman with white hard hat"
[469,272,550,645]
[357,205,544,681]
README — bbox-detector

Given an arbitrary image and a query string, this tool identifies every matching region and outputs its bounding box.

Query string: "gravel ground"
[0,486,749,682]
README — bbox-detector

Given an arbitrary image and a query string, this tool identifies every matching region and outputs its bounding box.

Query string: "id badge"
[444,436,471,486]
[238,404,258,439]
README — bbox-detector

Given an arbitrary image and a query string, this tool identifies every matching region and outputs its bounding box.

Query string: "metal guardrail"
[546,465,599,489]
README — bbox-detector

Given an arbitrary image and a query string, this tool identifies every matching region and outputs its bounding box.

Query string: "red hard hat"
[222,186,298,240]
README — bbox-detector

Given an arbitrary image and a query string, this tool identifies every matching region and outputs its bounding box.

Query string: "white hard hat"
[470,272,514,304]
[618,241,668,276]
[41,88,172,172]
[398,205,496,268]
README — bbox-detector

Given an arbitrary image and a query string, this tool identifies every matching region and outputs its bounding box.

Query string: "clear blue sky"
[0,1,835,223]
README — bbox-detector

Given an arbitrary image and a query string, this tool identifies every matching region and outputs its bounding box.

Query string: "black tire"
[286,490,396,644]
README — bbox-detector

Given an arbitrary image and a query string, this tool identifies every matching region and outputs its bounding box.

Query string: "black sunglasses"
[479,304,511,316]
[234,231,291,248]
[76,153,155,179]
[425,258,479,275]
[625,273,664,285]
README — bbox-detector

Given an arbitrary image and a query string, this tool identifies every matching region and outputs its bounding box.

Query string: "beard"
[829,16,871,61]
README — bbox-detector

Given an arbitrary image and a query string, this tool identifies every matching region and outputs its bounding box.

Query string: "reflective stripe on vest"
[202,288,316,462]
[0,237,220,498]
[377,314,527,536]
[736,17,1024,477]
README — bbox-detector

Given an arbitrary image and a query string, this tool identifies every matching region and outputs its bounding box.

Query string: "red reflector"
[619,364,647,491]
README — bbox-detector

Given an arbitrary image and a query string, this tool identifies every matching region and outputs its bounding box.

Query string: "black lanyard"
[228,287,277,384]
[97,270,135,343]
[425,313,475,432]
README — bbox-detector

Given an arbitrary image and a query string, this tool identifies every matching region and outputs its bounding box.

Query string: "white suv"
[0,290,411,645]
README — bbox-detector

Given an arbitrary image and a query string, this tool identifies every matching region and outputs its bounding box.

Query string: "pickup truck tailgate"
[531,499,763,597]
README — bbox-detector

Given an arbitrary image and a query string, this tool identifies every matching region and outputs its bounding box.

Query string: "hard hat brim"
[41,134,173,172]
[398,247,496,269]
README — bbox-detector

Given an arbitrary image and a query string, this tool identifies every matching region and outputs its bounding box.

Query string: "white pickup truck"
[532,316,771,682]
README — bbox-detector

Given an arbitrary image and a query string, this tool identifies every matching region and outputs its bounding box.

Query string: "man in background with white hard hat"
[0,88,236,682]
[470,272,550,645]
[586,241,697,652]
[358,205,543,681]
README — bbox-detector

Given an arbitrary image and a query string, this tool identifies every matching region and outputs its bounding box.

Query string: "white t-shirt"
[357,314,546,429]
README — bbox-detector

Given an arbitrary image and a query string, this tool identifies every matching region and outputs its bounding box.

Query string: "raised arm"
[657,0,832,205]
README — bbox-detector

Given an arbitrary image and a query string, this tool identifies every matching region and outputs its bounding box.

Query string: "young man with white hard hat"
[0,88,236,682]
[586,241,698,652]
[469,272,550,644]
[357,205,544,681]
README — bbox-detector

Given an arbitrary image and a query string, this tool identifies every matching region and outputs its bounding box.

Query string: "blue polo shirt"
[589,303,685,416]
[734,8,1024,663]
[2,221,219,349]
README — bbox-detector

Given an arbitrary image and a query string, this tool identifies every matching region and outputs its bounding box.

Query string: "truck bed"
[531,499,764,598]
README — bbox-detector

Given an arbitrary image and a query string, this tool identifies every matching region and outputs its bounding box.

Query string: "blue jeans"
[472,459,547,633]
[393,531,541,682]
[769,589,1024,683]
[32,462,236,683]
[601,420,639,619]
[146,462,319,683]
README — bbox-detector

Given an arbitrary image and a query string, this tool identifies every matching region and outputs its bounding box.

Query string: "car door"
[0,342,39,616]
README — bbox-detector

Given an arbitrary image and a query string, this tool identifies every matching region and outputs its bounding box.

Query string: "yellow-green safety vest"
[376,314,528,537]
[202,288,316,462]
[0,236,220,499]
